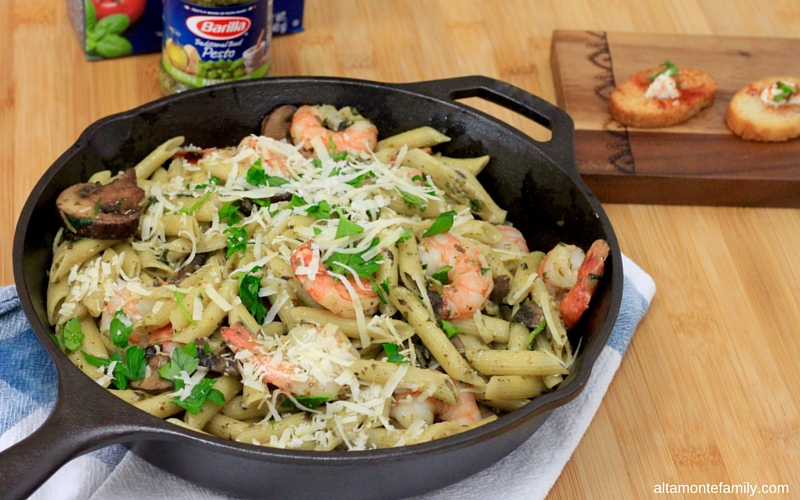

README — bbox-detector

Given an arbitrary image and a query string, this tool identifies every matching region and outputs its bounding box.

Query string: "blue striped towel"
[0,255,654,500]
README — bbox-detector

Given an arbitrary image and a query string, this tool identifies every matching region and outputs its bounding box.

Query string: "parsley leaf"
[178,190,213,215]
[649,60,679,80]
[431,266,452,285]
[219,202,243,225]
[225,227,248,258]
[109,310,133,348]
[774,80,797,102]
[371,278,391,304]
[325,238,381,279]
[440,320,460,338]
[480,267,491,275]
[397,228,413,243]
[82,346,145,390]
[382,343,407,364]
[61,317,84,352]
[334,213,364,239]
[247,158,289,187]
[345,172,367,187]
[173,379,225,414]
[422,210,457,237]
[311,159,322,169]
[397,189,425,208]
[209,176,222,185]
[157,341,224,413]
[306,200,330,220]
[174,291,197,326]
[158,342,201,382]
[331,151,348,162]
[291,194,307,207]
[525,318,547,349]
[282,394,335,410]
[239,267,267,324]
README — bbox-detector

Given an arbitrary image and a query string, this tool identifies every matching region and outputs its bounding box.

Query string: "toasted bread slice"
[726,77,800,142]
[609,67,717,128]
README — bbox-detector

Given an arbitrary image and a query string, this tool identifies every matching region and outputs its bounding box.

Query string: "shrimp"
[101,288,170,344]
[290,241,380,319]
[290,105,378,155]
[492,225,529,253]
[538,243,586,290]
[221,322,357,397]
[419,232,493,319]
[558,239,610,329]
[236,135,293,177]
[391,382,482,428]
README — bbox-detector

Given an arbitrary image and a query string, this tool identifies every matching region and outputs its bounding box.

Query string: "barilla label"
[162,0,271,87]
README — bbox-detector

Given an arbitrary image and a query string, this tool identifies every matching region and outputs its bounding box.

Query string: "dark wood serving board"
[550,30,800,207]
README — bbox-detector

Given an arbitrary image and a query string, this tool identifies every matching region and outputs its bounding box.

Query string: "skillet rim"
[12,75,622,466]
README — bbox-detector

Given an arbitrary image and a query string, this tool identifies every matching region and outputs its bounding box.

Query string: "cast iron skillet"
[3,76,621,500]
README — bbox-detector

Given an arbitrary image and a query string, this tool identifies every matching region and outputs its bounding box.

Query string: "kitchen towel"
[0,254,655,500]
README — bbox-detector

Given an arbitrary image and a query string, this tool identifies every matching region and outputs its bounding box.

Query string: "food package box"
[67,0,305,60]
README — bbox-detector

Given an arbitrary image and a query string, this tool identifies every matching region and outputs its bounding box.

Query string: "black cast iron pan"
[3,76,622,500]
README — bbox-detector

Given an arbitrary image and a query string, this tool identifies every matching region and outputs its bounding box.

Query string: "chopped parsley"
[774,81,797,102]
[480,267,491,275]
[290,194,307,207]
[158,341,224,414]
[239,267,267,324]
[225,226,248,258]
[219,202,243,225]
[334,212,364,239]
[306,200,331,219]
[331,151,349,162]
[397,189,425,208]
[372,278,391,304]
[431,266,452,285]
[173,290,197,326]
[345,172,367,187]
[311,159,322,169]
[382,343,407,364]
[397,228,413,243]
[178,190,213,215]
[525,318,547,349]
[282,394,335,410]
[109,310,133,348]
[246,158,289,187]
[649,60,679,80]
[422,210,457,237]
[61,317,84,352]
[440,320,460,338]
[82,346,146,390]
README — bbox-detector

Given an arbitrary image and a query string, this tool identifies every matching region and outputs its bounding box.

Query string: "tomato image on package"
[161,0,272,92]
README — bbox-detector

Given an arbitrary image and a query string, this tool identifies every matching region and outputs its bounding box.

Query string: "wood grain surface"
[2,1,799,499]
[551,30,800,207]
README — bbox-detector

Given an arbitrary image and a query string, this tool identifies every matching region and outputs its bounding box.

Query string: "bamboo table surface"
[2,1,799,499]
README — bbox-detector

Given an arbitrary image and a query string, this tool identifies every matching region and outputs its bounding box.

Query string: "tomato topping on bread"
[726,77,800,142]
[609,61,717,128]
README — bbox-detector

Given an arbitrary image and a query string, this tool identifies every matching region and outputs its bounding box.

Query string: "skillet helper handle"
[0,390,135,499]
[397,75,576,174]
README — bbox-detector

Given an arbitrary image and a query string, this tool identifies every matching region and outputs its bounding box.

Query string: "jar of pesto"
[160,0,272,95]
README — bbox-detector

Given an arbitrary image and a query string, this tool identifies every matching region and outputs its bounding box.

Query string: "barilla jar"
[160,0,272,95]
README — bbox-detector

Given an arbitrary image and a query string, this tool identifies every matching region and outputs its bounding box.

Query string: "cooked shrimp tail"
[558,239,610,329]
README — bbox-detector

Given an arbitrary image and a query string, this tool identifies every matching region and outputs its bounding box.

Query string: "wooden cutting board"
[550,30,800,207]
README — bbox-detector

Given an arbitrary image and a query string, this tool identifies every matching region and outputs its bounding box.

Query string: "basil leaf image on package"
[160,0,273,95]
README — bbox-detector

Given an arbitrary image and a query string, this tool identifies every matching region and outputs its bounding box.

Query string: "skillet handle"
[0,380,149,500]
[396,75,576,174]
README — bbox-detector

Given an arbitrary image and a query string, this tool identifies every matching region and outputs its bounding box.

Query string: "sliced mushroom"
[197,338,239,377]
[490,275,511,304]
[512,302,545,329]
[130,353,174,393]
[260,104,298,141]
[172,252,211,284]
[427,287,444,319]
[56,168,145,240]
